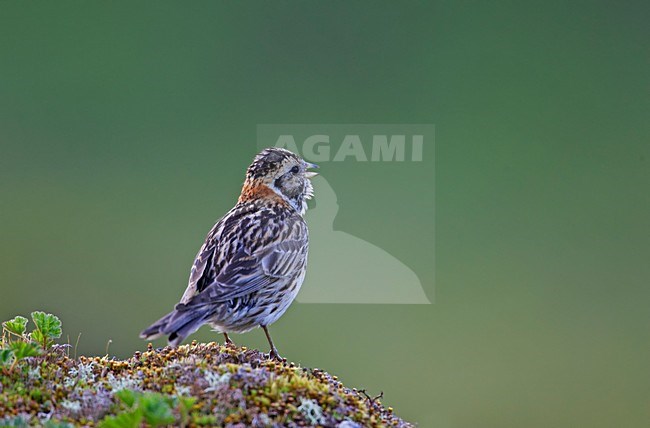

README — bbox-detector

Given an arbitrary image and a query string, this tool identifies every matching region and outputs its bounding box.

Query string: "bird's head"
[240,147,319,215]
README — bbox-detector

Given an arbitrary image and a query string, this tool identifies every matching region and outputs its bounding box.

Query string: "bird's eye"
[290,166,300,174]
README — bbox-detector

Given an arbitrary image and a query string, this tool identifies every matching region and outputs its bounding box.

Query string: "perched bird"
[140,147,318,359]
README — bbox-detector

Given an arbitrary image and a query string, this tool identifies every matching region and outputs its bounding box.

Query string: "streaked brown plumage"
[140,147,317,359]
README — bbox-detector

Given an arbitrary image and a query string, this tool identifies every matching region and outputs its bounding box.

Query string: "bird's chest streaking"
[182,197,309,333]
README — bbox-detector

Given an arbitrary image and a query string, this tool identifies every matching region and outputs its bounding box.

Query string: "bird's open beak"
[304,162,319,178]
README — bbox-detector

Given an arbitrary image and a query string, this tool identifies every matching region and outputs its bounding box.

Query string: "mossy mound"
[0,342,413,427]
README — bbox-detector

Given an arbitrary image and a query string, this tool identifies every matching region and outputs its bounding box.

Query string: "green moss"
[1,313,413,427]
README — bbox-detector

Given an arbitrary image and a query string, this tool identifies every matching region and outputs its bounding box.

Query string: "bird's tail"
[139,305,212,347]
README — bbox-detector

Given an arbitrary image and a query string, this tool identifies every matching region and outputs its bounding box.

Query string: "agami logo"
[257,124,434,304]
[274,134,424,162]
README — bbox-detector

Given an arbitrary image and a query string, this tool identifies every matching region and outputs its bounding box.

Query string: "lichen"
[0,342,413,427]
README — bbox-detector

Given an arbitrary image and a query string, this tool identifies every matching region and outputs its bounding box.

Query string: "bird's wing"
[179,221,220,304]
[178,211,308,308]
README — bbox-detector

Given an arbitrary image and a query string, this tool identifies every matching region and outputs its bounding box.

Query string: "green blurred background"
[1,1,649,427]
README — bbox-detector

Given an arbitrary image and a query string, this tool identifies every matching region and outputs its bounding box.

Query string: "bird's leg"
[261,325,281,360]
[223,333,234,346]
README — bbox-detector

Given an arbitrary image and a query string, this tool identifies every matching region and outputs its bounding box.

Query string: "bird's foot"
[268,348,282,361]
[222,333,235,348]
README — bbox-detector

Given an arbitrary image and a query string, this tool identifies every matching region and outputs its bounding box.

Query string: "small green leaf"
[0,349,15,367]
[178,395,197,424]
[99,409,143,428]
[0,416,29,427]
[9,341,42,359]
[115,389,138,408]
[31,312,62,339]
[29,330,48,348]
[44,421,74,428]
[178,396,197,412]
[29,312,62,348]
[140,393,175,426]
[2,316,28,337]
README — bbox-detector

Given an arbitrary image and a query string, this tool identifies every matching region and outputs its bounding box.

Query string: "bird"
[140,147,318,359]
